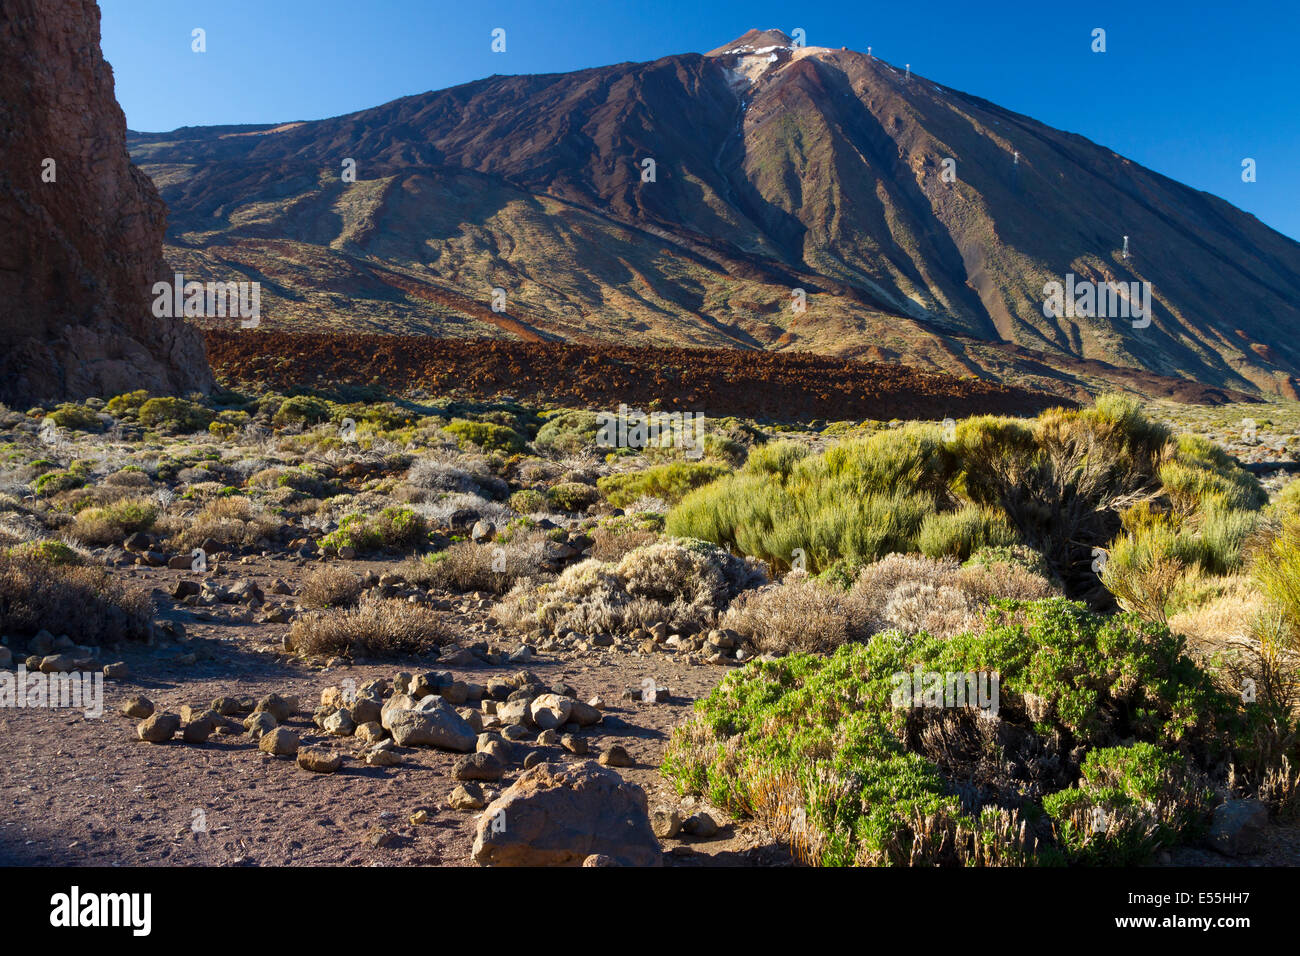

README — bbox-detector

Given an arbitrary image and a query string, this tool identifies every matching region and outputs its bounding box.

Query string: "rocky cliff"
[0,0,211,404]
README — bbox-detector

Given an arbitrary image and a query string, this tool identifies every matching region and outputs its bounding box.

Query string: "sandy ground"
[2,552,1293,867]
[0,555,793,867]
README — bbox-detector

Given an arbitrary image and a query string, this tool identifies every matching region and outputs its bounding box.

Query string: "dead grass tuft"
[289,598,451,659]
[0,551,153,645]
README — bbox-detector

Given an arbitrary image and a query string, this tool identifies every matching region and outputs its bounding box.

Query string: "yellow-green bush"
[545,481,599,513]
[669,396,1266,593]
[918,504,1019,561]
[322,507,426,553]
[48,403,101,431]
[445,418,526,454]
[597,461,730,508]
[68,497,158,546]
[106,390,149,418]
[138,397,214,432]
[533,410,598,455]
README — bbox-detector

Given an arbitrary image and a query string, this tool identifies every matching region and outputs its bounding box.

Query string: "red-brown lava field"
[203,331,1069,420]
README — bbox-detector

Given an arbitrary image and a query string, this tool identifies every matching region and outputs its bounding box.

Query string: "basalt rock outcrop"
[0,0,211,404]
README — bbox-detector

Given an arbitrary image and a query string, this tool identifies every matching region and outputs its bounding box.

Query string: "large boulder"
[1208,799,1270,857]
[385,698,475,751]
[0,0,211,403]
[528,693,574,731]
[471,761,662,867]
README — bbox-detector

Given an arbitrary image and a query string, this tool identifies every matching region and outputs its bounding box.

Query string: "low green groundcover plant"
[662,597,1241,866]
[322,507,426,553]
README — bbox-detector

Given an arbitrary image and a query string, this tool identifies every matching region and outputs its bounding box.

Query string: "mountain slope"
[127,29,1300,399]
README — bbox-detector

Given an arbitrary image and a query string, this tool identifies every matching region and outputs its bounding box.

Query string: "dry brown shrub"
[103,470,154,489]
[160,496,280,549]
[493,540,764,636]
[957,562,1060,604]
[589,525,659,562]
[850,554,963,611]
[66,496,158,547]
[1168,577,1259,659]
[723,552,1061,653]
[882,581,979,639]
[301,565,363,609]
[401,529,551,594]
[721,572,875,654]
[0,552,152,645]
[290,598,451,659]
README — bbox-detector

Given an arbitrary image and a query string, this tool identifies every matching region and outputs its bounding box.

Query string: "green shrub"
[1161,435,1267,515]
[329,401,413,432]
[669,474,936,575]
[1171,503,1259,575]
[1043,744,1213,865]
[34,469,87,497]
[1255,518,1300,648]
[6,540,85,566]
[106,390,149,418]
[138,397,215,432]
[272,394,331,428]
[209,421,238,441]
[508,489,546,513]
[545,481,599,513]
[322,507,426,553]
[918,504,1019,561]
[666,425,957,574]
[598,462,730,508]
[1273,480,1300,519]
[445,418,526,454]
[48,403,101,431]
[744,440,808,479]
[701,433,747,466]
[951,398,1170,594]
[663,598,1234,866]
[1102,519,1185,625]
[533,410,599,455]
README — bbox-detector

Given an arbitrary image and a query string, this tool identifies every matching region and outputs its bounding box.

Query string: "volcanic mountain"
[127,29,1300,400]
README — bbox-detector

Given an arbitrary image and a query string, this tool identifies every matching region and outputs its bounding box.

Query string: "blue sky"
[101,0,1300,240]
